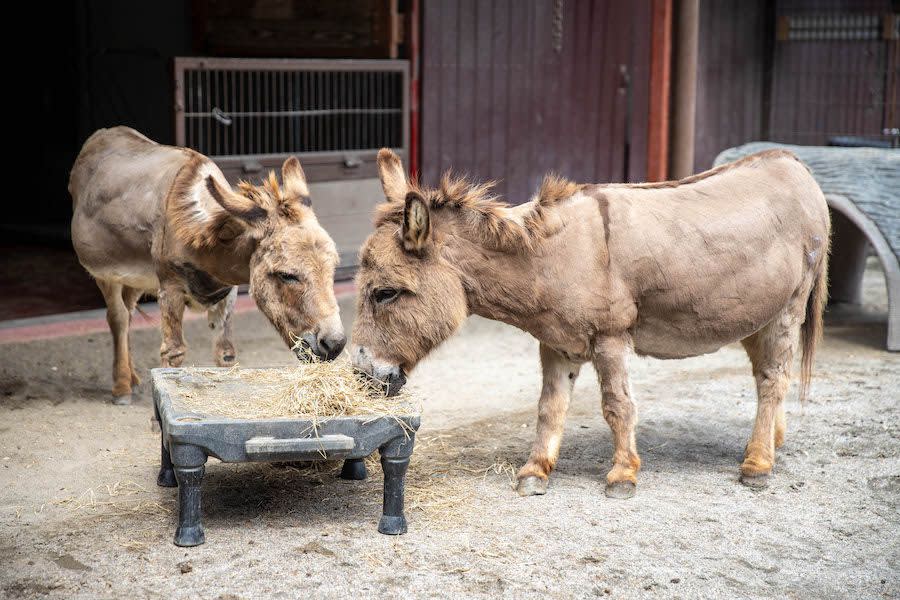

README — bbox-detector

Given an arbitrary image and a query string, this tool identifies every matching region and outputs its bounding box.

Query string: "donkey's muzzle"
[317,331,347,361]
[350,345,406,395]
[381,367,407,397]
[355,364,407,397]
[294,331,345,362]
[293,337,316,362]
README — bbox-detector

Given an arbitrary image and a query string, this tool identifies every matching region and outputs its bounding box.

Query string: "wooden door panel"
[421,0,651,203]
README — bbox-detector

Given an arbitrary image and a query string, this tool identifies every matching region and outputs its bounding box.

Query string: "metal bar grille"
[768,11,899,147]
[783,14,883,41]
[174,59,408,158]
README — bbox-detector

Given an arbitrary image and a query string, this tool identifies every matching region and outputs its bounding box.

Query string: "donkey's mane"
[374,172,584,252]
[167,153,306,250]
[236,171,306,222]
[166,154,227,249]
[593,148,803,190]
[372,149,799,254]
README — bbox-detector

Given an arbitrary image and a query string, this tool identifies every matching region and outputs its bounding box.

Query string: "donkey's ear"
[377,148,408,202]
[402,191,431,252]
[281,156,311,207]
[205,176,267,224]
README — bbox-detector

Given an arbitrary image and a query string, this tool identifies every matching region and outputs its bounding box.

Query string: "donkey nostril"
[318,334,346,358]
[383,367,407,397]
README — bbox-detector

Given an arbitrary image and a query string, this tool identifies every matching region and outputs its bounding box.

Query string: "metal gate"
[174,58,409,277]
[769,7,899,147]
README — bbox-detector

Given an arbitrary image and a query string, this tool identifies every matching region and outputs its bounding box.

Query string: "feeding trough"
[151,367,420,547]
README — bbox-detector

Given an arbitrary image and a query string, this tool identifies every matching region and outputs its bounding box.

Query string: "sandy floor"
[0,261,897,599]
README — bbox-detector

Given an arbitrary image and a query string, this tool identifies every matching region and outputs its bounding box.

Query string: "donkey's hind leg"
[122,286,143,386]
[208,287,237,367]
[96,280,135,405]
[593,335,641,499]
[775,404,787,449]
[739,309,801,487]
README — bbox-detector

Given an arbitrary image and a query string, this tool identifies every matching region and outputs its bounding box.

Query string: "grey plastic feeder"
[152,368,420,547]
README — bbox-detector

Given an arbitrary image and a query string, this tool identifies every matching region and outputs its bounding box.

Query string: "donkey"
[70,127,346,404]
[351,148,830,497]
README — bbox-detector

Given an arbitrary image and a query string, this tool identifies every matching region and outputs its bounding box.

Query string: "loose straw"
[177,347,418,432]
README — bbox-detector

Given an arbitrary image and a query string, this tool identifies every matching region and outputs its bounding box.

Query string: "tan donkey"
[352,148,830,496]
[71,127,345,404]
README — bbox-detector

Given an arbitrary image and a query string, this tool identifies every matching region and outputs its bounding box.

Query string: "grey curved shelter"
[715,142,899,352]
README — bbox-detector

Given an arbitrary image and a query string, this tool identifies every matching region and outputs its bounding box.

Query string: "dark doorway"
[3,2,193,321]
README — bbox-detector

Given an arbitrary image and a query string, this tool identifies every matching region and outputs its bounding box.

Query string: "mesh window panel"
[180,64,405,157]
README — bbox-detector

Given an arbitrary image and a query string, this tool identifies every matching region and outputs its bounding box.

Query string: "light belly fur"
[82,263,160,294]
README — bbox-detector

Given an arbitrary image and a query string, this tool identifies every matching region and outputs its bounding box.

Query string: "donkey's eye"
[275,272,301,284]
[373,287,401,305]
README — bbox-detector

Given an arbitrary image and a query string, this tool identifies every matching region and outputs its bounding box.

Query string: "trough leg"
[340,458,368,481]
[170,444,207,547]
[157,438,177,488]
[154,402,177,488]
[378,435,415,535]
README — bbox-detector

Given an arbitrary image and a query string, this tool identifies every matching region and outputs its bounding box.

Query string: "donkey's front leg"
[158,284,187,367]
[593,335,641,499]
[208,287,237,366]
[517,344,582,496]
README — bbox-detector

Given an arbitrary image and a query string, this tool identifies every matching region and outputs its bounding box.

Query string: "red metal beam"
[647,0,673,181]
[407,0,421,179]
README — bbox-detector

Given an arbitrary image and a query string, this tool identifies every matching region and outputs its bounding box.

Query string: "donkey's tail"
[798,245,829,404]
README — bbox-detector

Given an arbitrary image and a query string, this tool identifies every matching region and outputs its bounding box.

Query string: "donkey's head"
[205,157,346,361]
[351,149,474,394]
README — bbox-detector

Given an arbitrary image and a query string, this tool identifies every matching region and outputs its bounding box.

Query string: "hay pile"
[176,355,418,429]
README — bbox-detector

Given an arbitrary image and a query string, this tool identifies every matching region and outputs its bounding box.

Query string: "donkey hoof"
[740,473,770,488]
[605,481,636,499]
[516,476,548,496]
[112,394,132,406]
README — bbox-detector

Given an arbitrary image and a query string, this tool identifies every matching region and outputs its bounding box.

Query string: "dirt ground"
[1,260,897,599]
